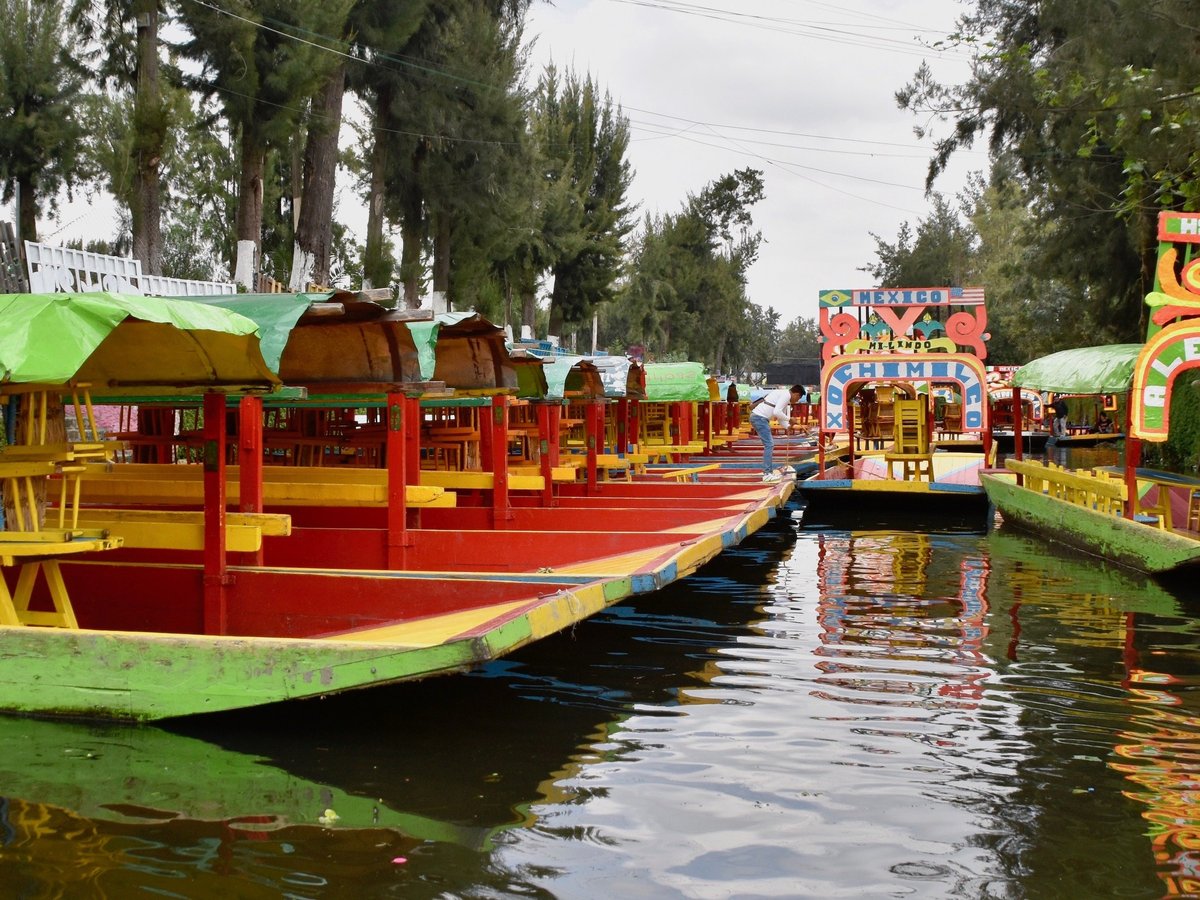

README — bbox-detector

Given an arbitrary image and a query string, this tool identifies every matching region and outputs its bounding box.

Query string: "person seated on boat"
[1094,411,1114,434]
[750,385,803,483]
[1050,397,1069,438]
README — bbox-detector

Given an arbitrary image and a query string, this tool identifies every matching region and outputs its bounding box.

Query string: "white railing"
[24,241,235,297]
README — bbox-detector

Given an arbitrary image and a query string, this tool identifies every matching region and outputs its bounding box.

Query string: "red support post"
[386,392,408,568]
[616,398,629,456]
[585,399,601,494]
[405,395,421,485]
[202,391,229,635]
[1011,385,1023,462]
[490,395,512,526]
[537,401,558,506]
[237,395,264,566]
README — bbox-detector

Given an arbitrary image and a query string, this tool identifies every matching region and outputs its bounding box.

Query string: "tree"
[176,0,355,285]
[897,0,1200,343]
[0,0,88,242]
[861,192,977,288]
[603,169,766,371]
[542,69,635,338]
[776,316,822,362]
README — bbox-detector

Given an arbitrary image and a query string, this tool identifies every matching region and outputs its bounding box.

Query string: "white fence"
[24,241,235,297]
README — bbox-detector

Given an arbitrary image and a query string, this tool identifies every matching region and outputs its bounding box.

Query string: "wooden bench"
[73,463,455,509]
[659,463,721,483]
[418,470,544,491]
[1004,458,1146,521]
[73,508,292,552]
[0,535,123,629]
[884,452,933,481]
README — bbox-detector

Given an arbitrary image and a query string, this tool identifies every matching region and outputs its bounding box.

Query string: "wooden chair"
[885,398,933,481]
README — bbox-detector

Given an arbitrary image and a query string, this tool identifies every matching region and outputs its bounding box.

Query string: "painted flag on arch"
[949,286,986,304]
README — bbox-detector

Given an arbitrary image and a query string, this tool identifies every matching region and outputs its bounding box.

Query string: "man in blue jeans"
[751,385,803,483]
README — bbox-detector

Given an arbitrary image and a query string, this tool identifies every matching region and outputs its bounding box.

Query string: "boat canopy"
[0,292,280,395]
[201,291,429,388]
[643,362,712,402]
[408,311,518,391]
[542,358,605,399]
[509,349,550,399]
[1013,344,1142,394]
[541,355,646,400]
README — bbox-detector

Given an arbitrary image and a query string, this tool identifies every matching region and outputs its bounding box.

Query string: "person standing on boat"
[751,385,803,483]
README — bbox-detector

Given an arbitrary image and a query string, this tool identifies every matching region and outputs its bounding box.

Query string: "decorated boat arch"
[797,284,993,527]
[982,211,1200,575]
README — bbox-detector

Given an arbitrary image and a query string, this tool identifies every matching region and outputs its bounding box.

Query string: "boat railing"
[1003,459,1160,525]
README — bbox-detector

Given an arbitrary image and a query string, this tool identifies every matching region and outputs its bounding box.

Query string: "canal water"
[2,479,1198,897]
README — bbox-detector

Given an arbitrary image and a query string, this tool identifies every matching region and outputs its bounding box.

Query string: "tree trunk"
[234,128,266,280]
[432,213,450,296]
[400,214,422,308]
[521,285,536,336]
[131,0,162,275]
[399,139,428,307]
[18,175,37,243]
[362,89,390,291]
[290,62,345,290]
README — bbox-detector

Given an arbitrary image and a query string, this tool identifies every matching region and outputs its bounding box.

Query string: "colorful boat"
[796,285,994,527]
[989,383,1051,451]
[1002,346,1131,448]
[0,292,792,721]
[981,211,1200,576]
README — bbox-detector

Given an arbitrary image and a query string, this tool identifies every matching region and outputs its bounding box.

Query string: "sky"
[523,0,985,326]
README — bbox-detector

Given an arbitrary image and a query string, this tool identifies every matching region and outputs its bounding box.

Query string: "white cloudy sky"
[524,0,986,325]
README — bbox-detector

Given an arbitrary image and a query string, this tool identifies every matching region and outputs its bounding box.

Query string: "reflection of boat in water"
[0,713,496,845]
[813,529,994,704]
[982,528,1196,898]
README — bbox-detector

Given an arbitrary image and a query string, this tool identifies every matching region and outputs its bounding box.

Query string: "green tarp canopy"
[643,362,712,402]
[195,293,327,373]
[1013,344,1142,394]
[406,311,480,382]
[0,292,279,393]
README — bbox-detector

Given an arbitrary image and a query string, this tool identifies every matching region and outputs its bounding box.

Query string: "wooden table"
[1096,466,1200,531]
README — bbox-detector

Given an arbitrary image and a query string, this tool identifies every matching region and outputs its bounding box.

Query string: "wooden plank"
[72,514,266,552]
[74,508,293,536]
[418,471,544,491]
[0,536,122,565]
[75,473,452,508]
[658,463,720,481]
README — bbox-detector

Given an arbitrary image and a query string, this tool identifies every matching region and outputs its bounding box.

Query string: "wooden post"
[490,395,512,526]
[616,398,629,456]
[238,395,264,566]
[585,399,601,494]
[202,391,229,635]
[629,399,641,452]
[386,392,408,568]
[404,395,421,486]
[1011,385,1023,462]
[846,404,856,468]
[1123,394,1141,520]
[537,401,558,507]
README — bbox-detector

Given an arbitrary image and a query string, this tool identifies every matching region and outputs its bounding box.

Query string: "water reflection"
[3,515,1200,897]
